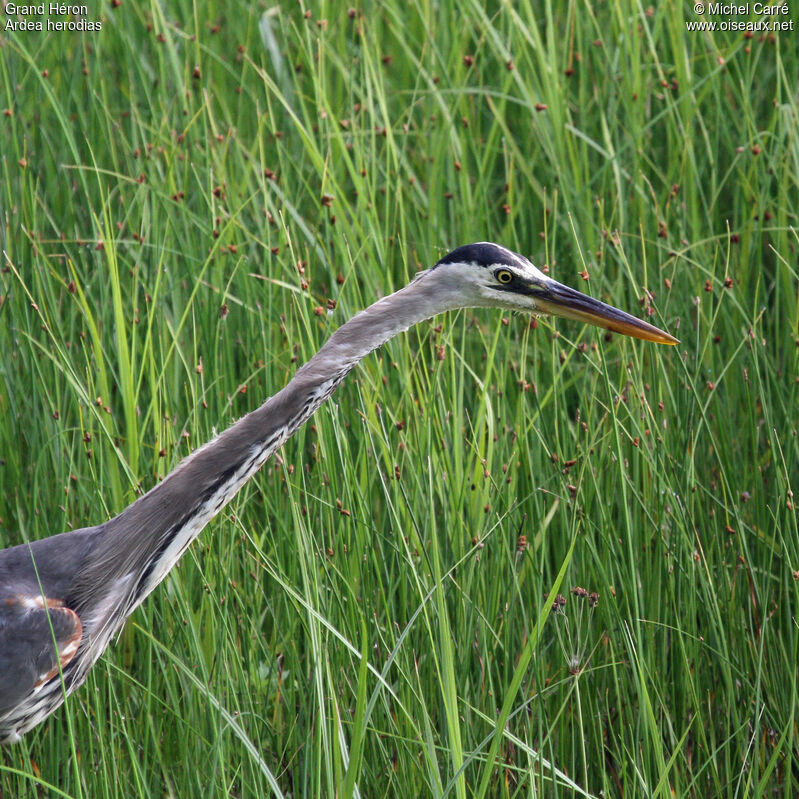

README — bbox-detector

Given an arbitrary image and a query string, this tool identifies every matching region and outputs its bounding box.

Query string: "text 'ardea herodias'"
[0,242,677,742]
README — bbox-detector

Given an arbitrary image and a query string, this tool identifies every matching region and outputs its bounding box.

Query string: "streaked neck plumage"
[87,271,449,614]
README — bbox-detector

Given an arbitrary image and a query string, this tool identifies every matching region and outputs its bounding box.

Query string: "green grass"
[1,0,797,796]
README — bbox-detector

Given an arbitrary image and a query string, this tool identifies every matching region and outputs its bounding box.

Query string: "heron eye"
[496,269,513,284]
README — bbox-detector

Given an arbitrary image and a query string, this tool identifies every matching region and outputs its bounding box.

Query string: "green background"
[1,1,797,796]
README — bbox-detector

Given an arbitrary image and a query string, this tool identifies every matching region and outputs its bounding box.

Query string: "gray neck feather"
[82,273,446,611]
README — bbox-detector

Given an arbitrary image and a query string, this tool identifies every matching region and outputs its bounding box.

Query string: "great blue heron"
[0,242,677,742]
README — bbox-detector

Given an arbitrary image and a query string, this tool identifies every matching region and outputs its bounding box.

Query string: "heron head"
[432,242,678,345]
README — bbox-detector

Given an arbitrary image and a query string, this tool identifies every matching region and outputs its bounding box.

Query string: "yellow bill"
[534,279,679,345]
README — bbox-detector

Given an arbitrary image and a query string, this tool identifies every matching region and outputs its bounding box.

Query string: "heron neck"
[290,273,447,389]
[96,272,444,608]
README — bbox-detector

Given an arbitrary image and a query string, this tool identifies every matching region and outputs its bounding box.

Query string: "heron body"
[0,243,676,742]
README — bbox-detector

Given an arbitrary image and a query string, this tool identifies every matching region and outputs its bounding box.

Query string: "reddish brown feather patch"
[54,606,83,666]
[7,596,84,686]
